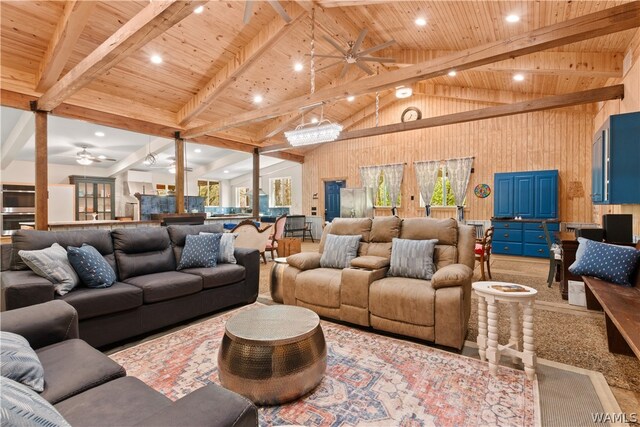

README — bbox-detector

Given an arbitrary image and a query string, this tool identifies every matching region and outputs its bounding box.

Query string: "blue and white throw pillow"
[388,238,439,280]
[568,238,640,286]
[18,243,80,296]
[200,232,236,264]
[320,234,362,269]
[0,331,45,392]
[1,377,71,427]
[67,244,117,289]
[177,233,222,270]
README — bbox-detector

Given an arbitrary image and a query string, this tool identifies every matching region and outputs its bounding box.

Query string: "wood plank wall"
[302,95,595,224]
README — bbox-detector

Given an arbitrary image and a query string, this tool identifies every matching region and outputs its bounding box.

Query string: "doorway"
[324,180,345,222]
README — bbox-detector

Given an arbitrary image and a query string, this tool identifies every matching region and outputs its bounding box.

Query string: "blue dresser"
[492,169,559,258]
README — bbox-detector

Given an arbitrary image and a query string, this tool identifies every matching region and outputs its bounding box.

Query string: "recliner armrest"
[431,264,473,289]
[0,300,78,350]
[350,256,390,270]
[286,252,321,271]
[134,383,257,427]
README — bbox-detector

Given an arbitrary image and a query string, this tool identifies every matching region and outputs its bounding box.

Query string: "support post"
[34,109,48,230]
[175,136,185,214]
[252,149,260,217]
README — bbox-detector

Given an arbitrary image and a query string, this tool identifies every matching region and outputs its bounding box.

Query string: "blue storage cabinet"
[592,111,640,204]
[492,169,559,258]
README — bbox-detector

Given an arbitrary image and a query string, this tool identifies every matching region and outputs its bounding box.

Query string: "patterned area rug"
[111,304,536,426]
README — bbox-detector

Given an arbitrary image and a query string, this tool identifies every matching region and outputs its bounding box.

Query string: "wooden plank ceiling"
[1,0,638,160]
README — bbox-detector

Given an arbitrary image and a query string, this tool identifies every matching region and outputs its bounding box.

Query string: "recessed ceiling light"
[395,86,413,98]
[513,73,525,81]
[193,5,204,14]
[448,70,457,77]
[94,131,105,137]
[194,148,202,153]
[310,117,319,124]
[346,95,355,102]
[223,170,229,174]
[294,62,303,72]
[253,95,263,104]
[150,54,162,64]
[98,155,106,160]
[506,14,520,23]
[415,17,427,26]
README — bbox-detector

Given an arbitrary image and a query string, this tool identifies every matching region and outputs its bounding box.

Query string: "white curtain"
[360,166,381,189]
[414,160,441,217]
[445,157,474,221]
[379,164,404,216]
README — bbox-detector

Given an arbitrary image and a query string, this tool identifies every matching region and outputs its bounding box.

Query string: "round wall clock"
[401,107,422,123]
[474,184,491,198]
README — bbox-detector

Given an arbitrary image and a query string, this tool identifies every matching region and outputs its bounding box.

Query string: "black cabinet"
[69,176,115,221]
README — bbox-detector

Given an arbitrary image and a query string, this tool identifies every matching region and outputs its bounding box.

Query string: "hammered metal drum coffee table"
[217,305,326,405]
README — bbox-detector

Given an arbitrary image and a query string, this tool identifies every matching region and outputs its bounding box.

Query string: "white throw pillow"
[18,243,80,295]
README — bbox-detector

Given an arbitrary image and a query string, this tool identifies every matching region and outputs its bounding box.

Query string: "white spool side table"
[472,281,538,381]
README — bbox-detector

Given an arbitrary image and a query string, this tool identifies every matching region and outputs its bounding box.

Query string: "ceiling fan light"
[395,86,413,98]
[77,157,93,166]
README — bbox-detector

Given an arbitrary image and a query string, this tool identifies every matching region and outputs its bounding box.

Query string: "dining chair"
[475,226,494,281]
[265,214,287,260]
[542,220,563,288]
[231,220,273,264]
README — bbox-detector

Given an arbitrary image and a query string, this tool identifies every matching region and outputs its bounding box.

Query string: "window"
[155,184,175,196]
[374,170,401,208]
[236,187,250,208]
[270,177,292,207]
[419,167,459,207]
[198,180,220,206]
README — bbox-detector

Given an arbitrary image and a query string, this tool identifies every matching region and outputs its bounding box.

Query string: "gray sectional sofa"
[1,224,259,348]
[0,300,258,426]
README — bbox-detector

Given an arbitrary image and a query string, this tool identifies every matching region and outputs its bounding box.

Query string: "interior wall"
[302,95,594,224]
[230,162,303,213]
[592,29,640,238]
[0,160,110,184]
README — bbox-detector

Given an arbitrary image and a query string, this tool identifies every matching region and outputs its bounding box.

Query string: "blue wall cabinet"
[592,111,640,204]
[494,174,514,217]
[493,170,558,219]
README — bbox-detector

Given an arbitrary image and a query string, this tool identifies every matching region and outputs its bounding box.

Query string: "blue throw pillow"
[568,239,640,286]
[177,233,221,270]
[320,234,362,269]
[388,238,439,280]
[67,244,117,288]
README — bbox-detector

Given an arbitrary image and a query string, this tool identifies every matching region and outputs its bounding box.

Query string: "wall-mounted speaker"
[602,214,633,243]
[575,227,604,242]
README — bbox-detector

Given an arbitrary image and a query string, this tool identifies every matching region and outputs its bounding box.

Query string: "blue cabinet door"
[534,171,558,218]
[608,112,640,204]
[514,175,535,218]
[494,174,514,218]
[592,130,605,203]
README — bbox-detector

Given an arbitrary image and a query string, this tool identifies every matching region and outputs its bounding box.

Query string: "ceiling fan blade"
[100,158,117,162]
[355,61,374,75]
[243,1,253,24]
[305,54,345,59]
[323,35,348,56]
[358,39,396,56]
[267,1,292,23]
[358,56,396,63]
[351,28,368,54]
[339,63,350,79]
[316,61,343,72]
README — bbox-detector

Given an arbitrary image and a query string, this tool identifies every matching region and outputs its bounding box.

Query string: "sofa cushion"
[57,282,143,320]
[296,268,342,308]
[36,339,126,404]
[350,256,390,270]
[167,223,224,263]
[1,377,71,427]
[0,331,45,391]
[434,245,458,270]
[182,264,246,289]
[329,218,372,242]
[365,242,392,258]
[369,277,435,327]
[124,271,202,303]
[400,218,458,245]
[19,243,80,296]
[112,228,175,280]
[177,234,221,270]
[11,229,115,273]
[370,216,401,242]
[320,234,361,269]
[388,238,438,280]
[67,244,117,288]
[55,377,171,427]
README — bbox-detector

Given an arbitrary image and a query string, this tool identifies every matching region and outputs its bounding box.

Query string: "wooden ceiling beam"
[177,4,307,126]
[392,50,624,78]
[35,0,95,92]
[332,85,624,143]
[182,1,640,139]
[37,0,206,111]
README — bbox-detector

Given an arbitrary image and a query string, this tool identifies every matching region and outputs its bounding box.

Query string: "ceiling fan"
[314,29,396,78]
[143,156,193,173]
[243,1,291,25]
[75,145,116,165]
